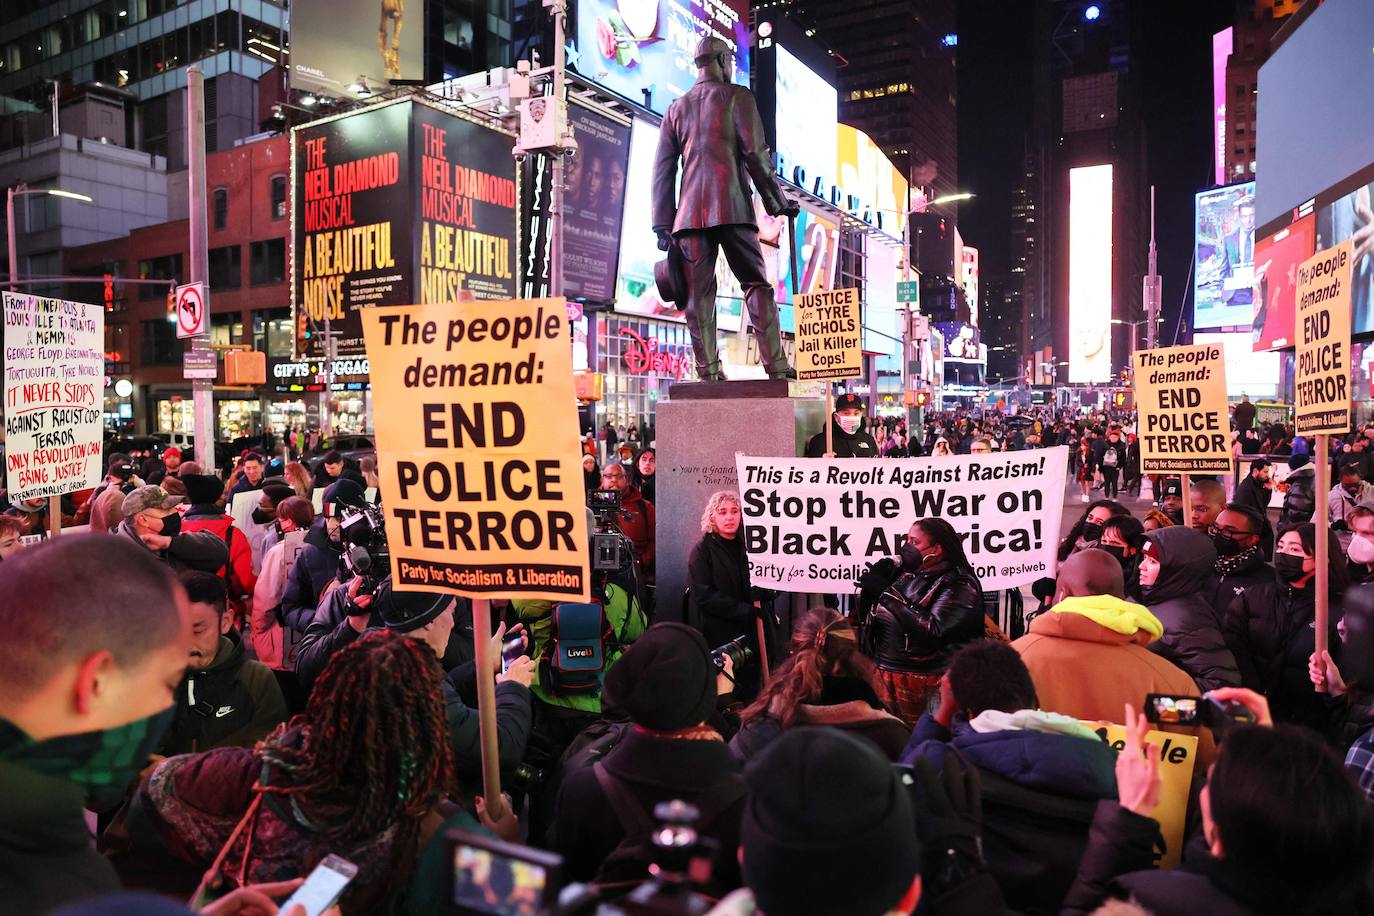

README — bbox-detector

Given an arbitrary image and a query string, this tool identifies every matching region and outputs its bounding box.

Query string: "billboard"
[864,240,900,357]
[1314,164,1374,334]
[961,246,979,327]
[293,100,518,357]
[561,103,632,303]
[572,0,749,116]
[774,43,837,194]
[937,321,983,387]
[1194,181,1256,330]
[836,124,907,233]
[1069,164,1113,383]
[289,0,422,95]
[1194,331,1280,400]
[1212,28,1232,186]
[1252,214,1315,351]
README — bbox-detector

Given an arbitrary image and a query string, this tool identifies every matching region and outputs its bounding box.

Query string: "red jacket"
[182,511,257,599]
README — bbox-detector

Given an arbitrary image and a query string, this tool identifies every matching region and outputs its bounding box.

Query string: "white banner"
[735,447,1069,593]
[3,293,104,500]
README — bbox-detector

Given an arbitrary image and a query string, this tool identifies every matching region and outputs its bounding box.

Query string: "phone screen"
[501,637,524,675]
[453,844,548,915]
[282,855,357,916]
[1150,695,1198,725]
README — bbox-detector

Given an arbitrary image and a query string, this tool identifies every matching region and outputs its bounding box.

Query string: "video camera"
[337,501,389,590]
[588,488,635,573]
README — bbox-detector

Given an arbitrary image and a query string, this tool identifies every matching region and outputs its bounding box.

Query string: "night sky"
[956,0,1239,346]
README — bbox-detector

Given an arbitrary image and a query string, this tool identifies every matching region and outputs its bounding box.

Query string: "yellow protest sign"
[795,287,862,381]
[1086,722,1198,869]
[361,298,590,601]
[1294,240,1353,436]
[1133,344,1230,474]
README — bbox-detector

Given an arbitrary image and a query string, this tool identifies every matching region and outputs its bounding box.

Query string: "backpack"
[1103,446,1119,468]
[539,602,615,696]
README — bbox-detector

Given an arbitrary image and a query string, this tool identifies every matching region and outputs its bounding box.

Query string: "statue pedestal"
[654,382,825,623]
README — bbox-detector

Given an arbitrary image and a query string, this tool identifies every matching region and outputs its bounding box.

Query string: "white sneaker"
[1080,494,1089,503]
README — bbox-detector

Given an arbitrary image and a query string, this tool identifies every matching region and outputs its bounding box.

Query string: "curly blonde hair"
[701,490,742,534]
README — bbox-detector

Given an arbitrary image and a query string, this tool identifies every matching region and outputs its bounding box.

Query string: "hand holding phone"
[280,855,357,916]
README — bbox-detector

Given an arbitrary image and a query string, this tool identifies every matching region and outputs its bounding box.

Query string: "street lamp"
[7,183,94,289]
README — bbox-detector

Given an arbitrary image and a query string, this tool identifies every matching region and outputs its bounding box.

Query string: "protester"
[1188,478,1227,533]
[1330,465,1374,528]
[359,455,380,490]
[278,478,367,638]
[1074,436,1097,503]
[142,448,182,487]
[119,486,229,574]
[0,536,190,912]
[598,461,656,575]
[86,457,140,532]
[243,482,297,573]
[932,437,953,456]
[1205,503,1272,615]
[688,490,770,697]
[1278,452,1316,533]
[156,572,286,758]
[1136,528,1240,692]
[1347,506,1374,584]
[179,474,257,619]
[1098,428,1126,498]
[0,514,25,561]
[225,452,266,501]
[805,393,879,457]
[1310,583,1374,800]
[249,496,314,712]
[282,461,313,500]
[550,623,746,894]
[581,454,600,492]
[1141,507,1174,532]
[730,608,908,762]
[632,447,657,503]
[1225,523,1345,734]
[863,518,986,723]
[1233,457,1276,555]
[1058,499,1129,562]
[904,640,1118,913]
[1099,514,1145,597]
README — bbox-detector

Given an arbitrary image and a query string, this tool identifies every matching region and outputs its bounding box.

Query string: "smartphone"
[1144,693,1257,729]
[281,854,358,916]
[446,828,563,915]
[501,636,525,674]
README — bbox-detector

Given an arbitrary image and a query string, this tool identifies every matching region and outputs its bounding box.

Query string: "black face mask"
[1212,532,1246,557]
[1165,508,1185,525]
[898,542,924,571]
[157,512,182,537]
[1275,553,1309,583]
[1081,521,1104,543]
[252,507,275,525]
[1100,543,1129,565]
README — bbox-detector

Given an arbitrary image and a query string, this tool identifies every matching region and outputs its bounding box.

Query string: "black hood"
[304,515,342,554]
[1143,527,1217,604]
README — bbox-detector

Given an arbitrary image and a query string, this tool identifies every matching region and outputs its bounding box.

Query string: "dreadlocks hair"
[257,629,454,894]
[741,607,889,728]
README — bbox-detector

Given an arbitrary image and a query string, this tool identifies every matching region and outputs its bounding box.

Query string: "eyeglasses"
[1207,524,1254,540]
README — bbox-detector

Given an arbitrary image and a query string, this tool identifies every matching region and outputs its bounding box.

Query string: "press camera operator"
[598,462,655,576]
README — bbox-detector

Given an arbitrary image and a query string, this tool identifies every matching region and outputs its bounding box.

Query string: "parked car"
[307,435,375,470]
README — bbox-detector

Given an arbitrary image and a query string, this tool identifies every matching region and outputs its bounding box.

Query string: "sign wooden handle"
[470,598,505,818]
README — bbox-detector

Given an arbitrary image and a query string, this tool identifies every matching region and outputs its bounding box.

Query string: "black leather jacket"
[863,563,985,673]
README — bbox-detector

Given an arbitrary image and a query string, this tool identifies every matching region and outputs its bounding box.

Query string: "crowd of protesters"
[7,398,1374,916]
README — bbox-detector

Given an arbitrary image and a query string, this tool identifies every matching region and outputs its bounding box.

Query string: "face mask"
[1165,509,1185,525]
[1100,543,1129,565]
[898,542,924,570]
[1081,521,1104,542]
[1212,532,1245,557]
[154,512,181,537]
[1275,553,1309,583]
[1352,535,1374,566]
[251,507,275,525]
[837,415,862,436]
[0,707,175,805]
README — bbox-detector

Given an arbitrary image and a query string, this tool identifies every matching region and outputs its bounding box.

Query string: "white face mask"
[1351,534,1374,566]
[837,414,862,435]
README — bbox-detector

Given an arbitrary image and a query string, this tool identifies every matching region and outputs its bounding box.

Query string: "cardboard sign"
[1133,344,1231,474]
[1086,722,1198,869]
[362,298,589,600]
[735,448,1069,592]
[1294,240,1353,436]
[794,287,862,381]
[2,293,104,500]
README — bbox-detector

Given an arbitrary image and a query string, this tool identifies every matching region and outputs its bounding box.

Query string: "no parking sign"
[175,282,208,339]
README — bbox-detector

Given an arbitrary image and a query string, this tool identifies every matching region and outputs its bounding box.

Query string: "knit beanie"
[603,622,715,730]
[375,578,453,633]
[741,727,920,916]
[181,473,224,506]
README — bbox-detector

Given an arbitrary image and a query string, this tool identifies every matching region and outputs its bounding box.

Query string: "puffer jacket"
[1223,574,1338,735]
[864,562,985,673]
[278,517,343,633]
[1278,465,1317,533]
[1141,528,1241,693]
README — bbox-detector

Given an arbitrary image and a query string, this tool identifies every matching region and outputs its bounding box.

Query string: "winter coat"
[182,506,258,599]
[0,722,122,913]
[251,530,308,670]
[1099,440,1127,474]
[864,562,985,673]
[1279,466,1317,532]
[688,532,756,649]
[613,487,656,571]
[87,485,128,533]
[1223,575,1338,734]
[1233,474,1276,555]
[1141,528,1241,693]
[729,676,909,763]
[805,421,880,458]
[118,520,229,574]
[1206,550,1274,622]
[158,630,287,757]
[549,727,745,895]
[905,711,1119,915]
[278,517,343,634]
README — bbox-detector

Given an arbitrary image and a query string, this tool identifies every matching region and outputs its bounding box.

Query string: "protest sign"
[794,287,861,381]
[735,448,1068,592]
[1087,722,1198,869]
[1133,344,1230,474]
[1294,240,1353,435]
[362,298,589,601]
[2,292,104,500]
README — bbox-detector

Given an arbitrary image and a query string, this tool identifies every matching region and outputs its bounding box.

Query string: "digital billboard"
[1252,214,1315,351]
[1314,163,1374,334]
[774,43,837,194]
[1195,331,1280,400]
[572,0,749,116]
[836,124,907,233]
[961,246,979,327]
[1069,164,1113,383]
[562,103,632,303]
[1194,181,1256,330]
[1212,28,1232,187]
[289,0,422,96]
[936,322,983,387]
[864,240,900,357]
[293,100,517,357]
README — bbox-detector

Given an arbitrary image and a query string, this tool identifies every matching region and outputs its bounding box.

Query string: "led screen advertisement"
[572,0,749,116]
[289,0,422,96]
[1194,181,1256,330]
[1212,28,1232,187]
[561,103,632,303]
[937,322,983,387]
[1194,331,1280,400]
[1252,214,1315,351]
[293,100,518,358]
[774,43,837,194]
[1069,164,1113,384]
[1314,162,1374,334]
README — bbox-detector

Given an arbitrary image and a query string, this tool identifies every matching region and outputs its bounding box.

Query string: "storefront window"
[157,399,196,435]
[253,308,294,357]
[594,315,693,445]
[218,399,262,439]
[211,312,244,348]
[331,391,371,434]
[267,399,308,437]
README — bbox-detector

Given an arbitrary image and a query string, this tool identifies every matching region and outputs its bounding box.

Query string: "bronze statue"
[652,36,798,381]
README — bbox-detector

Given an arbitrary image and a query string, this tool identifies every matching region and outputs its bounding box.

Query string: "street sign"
[175,282,208,339]
[183,348,217,379]
[896,280,919,303]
